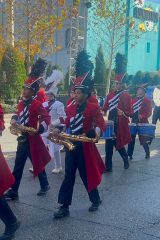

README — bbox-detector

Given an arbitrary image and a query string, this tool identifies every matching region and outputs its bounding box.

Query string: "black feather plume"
[29,58,47,77]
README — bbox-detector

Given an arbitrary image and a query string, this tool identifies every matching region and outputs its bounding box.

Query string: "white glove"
[95,127,101,141]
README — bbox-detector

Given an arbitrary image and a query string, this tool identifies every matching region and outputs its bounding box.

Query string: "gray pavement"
[1,115,160,239]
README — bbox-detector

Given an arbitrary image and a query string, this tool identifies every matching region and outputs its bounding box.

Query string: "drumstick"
[117,107,128,119]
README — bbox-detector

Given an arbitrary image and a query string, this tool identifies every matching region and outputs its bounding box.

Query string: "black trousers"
[152,106,160,124]
[127,135,150,157]
[58,144,100,206]
[105,139,128,170]
[12,139,49,192]
[0,196,17,227]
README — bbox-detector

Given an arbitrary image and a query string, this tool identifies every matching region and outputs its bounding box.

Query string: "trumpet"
[10,124,37,136]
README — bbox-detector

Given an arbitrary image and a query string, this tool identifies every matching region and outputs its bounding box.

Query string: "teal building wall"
[87,0,160,75]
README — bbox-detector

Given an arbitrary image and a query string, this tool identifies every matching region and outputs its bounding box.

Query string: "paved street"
[1,115,160,240]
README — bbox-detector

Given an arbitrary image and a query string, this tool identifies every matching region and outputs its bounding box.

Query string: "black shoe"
[104,168,112,173]
[89,200,102,212]
[128,156,133,160]
[145,154,150,159]
[124,160,129,169]
[37,185,50,196]
[4,189,19,201]
[0,220,20,240]
[54,206,70,219]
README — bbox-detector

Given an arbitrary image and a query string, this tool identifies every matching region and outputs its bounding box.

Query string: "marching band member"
[152,87,160,125]
[0,104,20,240]
[103,74,131,172]
[42,89,66,174]
[127,86,152,159]
[53,74,105,219]
[4,60,51,201]
[29,68,63,174]
[42,68,66,173]
[28,87,48,173]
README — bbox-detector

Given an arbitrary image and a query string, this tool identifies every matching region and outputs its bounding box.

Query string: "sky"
[147,0,160,3]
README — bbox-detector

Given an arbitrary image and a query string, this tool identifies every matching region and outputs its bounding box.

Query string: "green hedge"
[1,103,16,113]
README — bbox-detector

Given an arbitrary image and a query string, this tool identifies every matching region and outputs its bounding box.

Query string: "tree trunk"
[105,2,117,94]
[106,62,112,94]
[26,0,30,75]
[106,39,114,94]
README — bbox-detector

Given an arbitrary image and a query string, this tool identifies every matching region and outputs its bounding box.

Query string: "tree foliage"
[0,46,26,100]
[75,50,94,77]
[94,45,106,95]
[115,53,127,74]
[129,71,160,96]
[1,0,69,72]
[0,34,6,63]
[88,0,145,91]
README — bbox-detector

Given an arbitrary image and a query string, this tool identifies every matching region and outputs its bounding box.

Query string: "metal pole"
[125,0,131,71]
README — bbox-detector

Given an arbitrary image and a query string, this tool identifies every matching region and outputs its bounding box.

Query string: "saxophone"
[10,124,37,136]
[48,131,98,151]
[57,132,98,143]
[48,133,75,151]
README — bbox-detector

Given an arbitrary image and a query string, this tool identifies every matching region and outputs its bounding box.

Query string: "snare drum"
[101,120,114,139]
[138,124,156,137]
[129,123,137,136]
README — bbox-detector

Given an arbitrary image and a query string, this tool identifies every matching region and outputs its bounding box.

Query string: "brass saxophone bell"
[48,133,75,151]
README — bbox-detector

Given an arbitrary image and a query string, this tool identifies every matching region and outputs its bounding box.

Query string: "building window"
[146,42,151,53]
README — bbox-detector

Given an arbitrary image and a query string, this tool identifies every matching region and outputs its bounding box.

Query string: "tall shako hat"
[72,50,94,94]
[45,69,64,96]
[114,73,127,83]
[24,58,47,93]
[73,72,94,94]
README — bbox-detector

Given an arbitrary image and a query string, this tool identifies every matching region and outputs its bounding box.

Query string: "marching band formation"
[0,58,157,239]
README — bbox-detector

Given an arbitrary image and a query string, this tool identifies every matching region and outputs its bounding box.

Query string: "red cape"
[132,97,152,123]
[17,100,51,176]
[132,97,152,145]
[0,146,15,196]
[104,91,132,150]
[66,102,105,192]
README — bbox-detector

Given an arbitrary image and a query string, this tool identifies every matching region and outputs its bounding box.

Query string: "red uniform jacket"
[0,105,15,196]
[131,97,152,123]
[17,99,51,176]
[65,102,105,192]
[66,98,75,108]
[89,95,99,105]
[103,91,131,150]
[0,146,15,196]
